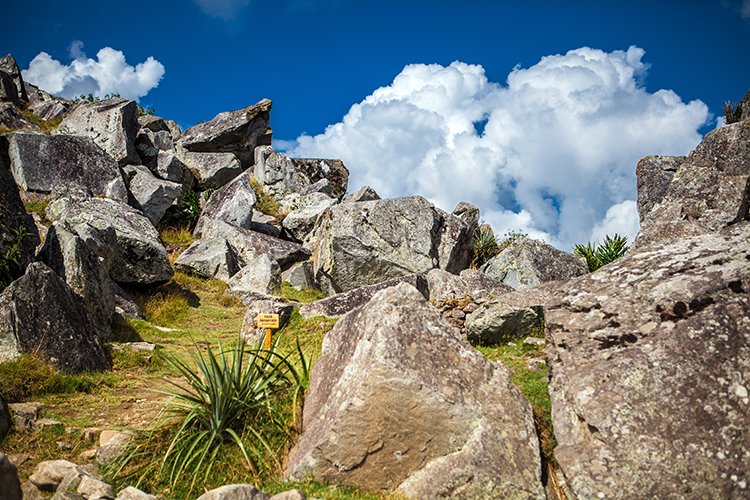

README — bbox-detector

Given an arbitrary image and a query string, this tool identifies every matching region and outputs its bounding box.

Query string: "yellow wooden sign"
[256,313,280,329]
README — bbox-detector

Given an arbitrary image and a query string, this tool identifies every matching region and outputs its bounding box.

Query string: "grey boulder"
[0,262,111,373]
[196,484,269,500]
[55,98,140,166]
[344,185,380,203]
[228,255,281,297]
[281,261,317,291]
[24,82,69,121]
[310,196,473,294]
[179,151,243,189]
[173,238,242,281]
[7,132,127,201]
[286,283,544,498]
[464,301,543,346]
[281,192,337,244]
[0,54,28,102]
[0,153,39,280]
[199,172,257,229]
[123,165,183,225]
[0,452,22,500]
[480,236,588,290]
[180,99,272,168]
[47,197,173,285]
[635,155,685,221]
[253,146,349,199]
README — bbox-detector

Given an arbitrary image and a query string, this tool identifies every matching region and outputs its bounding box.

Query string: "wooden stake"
[264,328,272,349]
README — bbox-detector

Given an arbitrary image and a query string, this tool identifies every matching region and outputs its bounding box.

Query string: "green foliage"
[0,225,27,292]
[19,109,61,134]
[160,188,203,231]
[0,353,117,403]
[470,225,500,269]
[573,233,629,272]
[159,226,195,253]
[278,282,327,304]
[249,176,283,220]
[107,340,305,496]
[723,90,749,125]
[75,93,122,103]
[138,105,155,117]
[496,230,528,253]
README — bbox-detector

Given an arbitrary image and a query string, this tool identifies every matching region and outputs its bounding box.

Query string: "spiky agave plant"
[471,225,500,269]
[573,234,629,272]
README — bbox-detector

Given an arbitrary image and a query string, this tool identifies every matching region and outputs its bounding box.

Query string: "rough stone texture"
[29,460,80,492]
[464,301,543,346]
[0,263,111,372]
[0,54,28,102]
[248,210,282,238]
[180,99,272,168]
[196,485,269,500]
[96,431,133,464]
[426,268,512,305]
[76,475,113,499]
[56,99,140,166]
[8,402,42,431]
[310,196,473,294]
[150,151,193,185]
[228,255,281,296]
[0,452,22,500]
[635,155,685,221]
[634,121,750,250]
[199,172,257,229]
[24,83,69,121]
[47,197,173,285]
[195,218,309,270]
[481,236,588,290]
[286,283,543,498]
[240,298,294,345]
[111,283,142,320]
[115,486,156,500]
[179,151,243,189]
[0,102,31,130]
[268,490,305,500]
[7,132,127,201]
[0,72,21,106]
[281,192,337,244]
[451,201,481,228]
[0,151,39,275]
[0,394,10,440]
[123,165,183,225]
[299,274,428,319]
[253,146,349,200]
[344,185,380,203]
[281,261,317,291]
[39,221,116,339]
[174,238,241,282]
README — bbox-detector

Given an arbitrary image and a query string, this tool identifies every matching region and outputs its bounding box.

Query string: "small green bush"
[0,225,27,292]
[470,225,500,269]
[573,233,629,272]
[249,176,283,220]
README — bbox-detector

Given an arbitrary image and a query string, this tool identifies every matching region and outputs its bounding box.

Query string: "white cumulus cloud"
[285,46,708,250]
[22,44,165,101]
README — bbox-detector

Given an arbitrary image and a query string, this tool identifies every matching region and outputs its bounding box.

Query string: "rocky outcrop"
[0,72,22,106]
[227,255,281,296]
[198,172,257,229]
[0,102,31,130]
[180,99,272,168]
[24,82,69,121]
[253,146,349,199]
[0,452,22,500]
[174,238,242,281]
[281,261,316,291]
[179,151,243,189]
[123,164,183,225]
[0,262,111,372]
[298,274,428,318]
[56,98,140,166]
[310,196,474,294]
[0,152,39,280]
[7,132,127,201]
[281,192,337,244]
[286,283,544,498]
[344,185,380,203]
[635,155,685,220]
[47,197,173,285]
[481,236,588,290]
[0,54,28,103]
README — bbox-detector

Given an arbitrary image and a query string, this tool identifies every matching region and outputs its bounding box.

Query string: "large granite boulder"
[56,98,140,166]
[310,196,473,294]
[123,165,183,225]
[198,172,257,229]
[0,102,32,130]
[286,283,543,498]
[254,146,349,199]
[195,218,309,270]
[464,300,543,346]
[480,236,588,290]
[0,71,21,106]
[39,221,116,339]
[24,82,69,121]
[0,262,111,372]
[344,185,380,203]
[281,192,337,244]
[426,268,513,305]
[0,153,39,284]
[174,238,242,281]
[179,151,243,189]
[228,255,281,296]
[179,99,272,168]
[47,197,173,285]
[7,132,127,201]
[0,54,27,103]
[0,452,22,500]
[635,155,685,221]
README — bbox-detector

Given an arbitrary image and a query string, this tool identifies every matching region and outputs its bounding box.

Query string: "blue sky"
[3,0,749,248]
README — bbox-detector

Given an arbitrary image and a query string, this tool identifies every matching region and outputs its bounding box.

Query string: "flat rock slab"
[174,238,241,281]
[286,283,544,498]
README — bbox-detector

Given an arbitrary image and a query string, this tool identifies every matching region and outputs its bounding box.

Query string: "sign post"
[256,313,280,349]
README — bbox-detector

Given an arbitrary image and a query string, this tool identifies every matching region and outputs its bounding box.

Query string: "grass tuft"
[249,176,284,220]
[160,226,195,254]
[19,108,61,134]
[278,282,326,304]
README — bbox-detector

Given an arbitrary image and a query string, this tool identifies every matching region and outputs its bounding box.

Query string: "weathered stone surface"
[299,274,428,319]
[111,283,142,320]
[199,172,257,229]
[344,185,380,203]
[8,402,42,431]
[0,452,22,500]
[451,201,481,229]
[253,146,349,199]
[76,475,113,499]
[634,121,750,249]
[47,197,173,285]
[0,152,39,278]
[195,218,309,270]
[635,155,685,221]
[180,99,272,168]
[248,210,282,238]
[426,268,512,305]
[123,165,182,225]
[0,54,28,102]
[310,196,473,294]
[7,132,127,201]
[174,238,241,281]
[0,72,20,106]
[240,297,294,345]
[481,236,587,290]
[268,490,305,500]
[29,460,80,492]
[196,484,269,500]
[179,151,242,189]
[281,261,316,291]
[0,102,32,130]
[56,99,139,166]
[114,486,156,500]
[281,192,336,244]
[228,255,281,296]
[465,301,543,346]
[96,430,133,464]
[24,83,69,121]
[0,263,111,372]
[39,221,116,339]
[544,222,750,499]
[147,151,193,185]
[287,283,543,498]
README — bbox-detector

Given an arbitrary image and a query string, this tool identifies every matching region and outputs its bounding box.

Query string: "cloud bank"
[23,43,164,101]
[285,46,708,250]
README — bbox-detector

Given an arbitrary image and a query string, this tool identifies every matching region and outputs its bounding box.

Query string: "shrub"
[470,225,500,269]
[249,176,283,220]
[573,233,629,272]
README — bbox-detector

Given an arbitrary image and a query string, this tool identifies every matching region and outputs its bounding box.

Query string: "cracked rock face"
[310,196,473,294]
[286,283,544,498]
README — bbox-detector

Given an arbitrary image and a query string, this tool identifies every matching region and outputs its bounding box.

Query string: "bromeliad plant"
[470,225,501,269]
[573,233,629,272]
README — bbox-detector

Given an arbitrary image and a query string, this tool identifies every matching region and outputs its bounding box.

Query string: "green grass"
[19,108,61,134]
[278,282,327,304]
[23,197,51,221]
[249,176,284,219]
[160,226,195,253]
